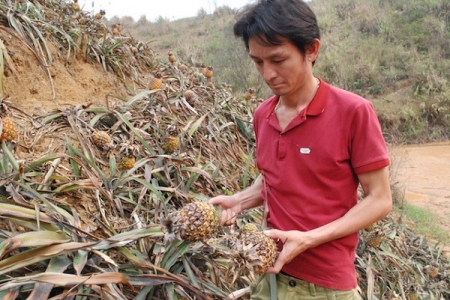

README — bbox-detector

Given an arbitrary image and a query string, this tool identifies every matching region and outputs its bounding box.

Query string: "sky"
[77,0,253,22]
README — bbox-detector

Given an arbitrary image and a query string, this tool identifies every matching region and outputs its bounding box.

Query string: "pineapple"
[161,136,179,154]
[244,88,254,101]
[131,46,138,56]
[406,292,419,300]
[0,117,18,142]
[424,261,439,278]
[72,0,80,11]
[112,25,120,36]
[365,227,384,247]
[92,131,113,150]
[149,72,162,90]
[168,51,177,64]
[205,66,214,79]
[364,222,377,232]
[170,201,220,242]
[200,63,207,76]
[236,223,278,274]
[184,89,197,102]
[118,156,135,170]
[95,9,105,20]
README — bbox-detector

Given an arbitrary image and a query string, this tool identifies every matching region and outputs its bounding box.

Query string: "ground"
[1,30,129,115]
[392,143,450,238]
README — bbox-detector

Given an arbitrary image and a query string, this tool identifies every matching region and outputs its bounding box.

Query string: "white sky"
[77,0,253,21]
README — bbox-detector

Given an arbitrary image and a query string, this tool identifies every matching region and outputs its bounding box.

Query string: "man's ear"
[306,39,321,63]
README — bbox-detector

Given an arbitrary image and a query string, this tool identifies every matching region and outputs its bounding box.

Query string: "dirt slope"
[1,30,128,115]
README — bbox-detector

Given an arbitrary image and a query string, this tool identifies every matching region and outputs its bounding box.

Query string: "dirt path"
[390,142,450,240]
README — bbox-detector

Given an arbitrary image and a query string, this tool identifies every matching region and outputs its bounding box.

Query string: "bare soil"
[390,142,450,240]
[1,30,129,115]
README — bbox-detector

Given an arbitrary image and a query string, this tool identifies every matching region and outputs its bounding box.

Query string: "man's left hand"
[263,229,312,273]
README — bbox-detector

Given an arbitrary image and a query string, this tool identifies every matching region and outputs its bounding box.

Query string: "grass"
[395,201,450,245]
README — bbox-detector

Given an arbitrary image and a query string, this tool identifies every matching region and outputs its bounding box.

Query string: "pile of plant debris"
[0,0,448,299]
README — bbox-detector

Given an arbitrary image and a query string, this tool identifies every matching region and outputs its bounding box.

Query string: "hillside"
[111,0,450,144]
[0,0,448,299]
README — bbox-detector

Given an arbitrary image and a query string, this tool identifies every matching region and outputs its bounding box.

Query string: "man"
[209,0,392,299]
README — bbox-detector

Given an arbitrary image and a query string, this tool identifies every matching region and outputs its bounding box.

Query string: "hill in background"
[108,0,450,144]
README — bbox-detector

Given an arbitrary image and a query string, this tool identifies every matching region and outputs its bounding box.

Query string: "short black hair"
[234,0,320,58]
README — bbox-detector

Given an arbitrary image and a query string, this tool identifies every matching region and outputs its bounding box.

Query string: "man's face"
[248,37,313,97]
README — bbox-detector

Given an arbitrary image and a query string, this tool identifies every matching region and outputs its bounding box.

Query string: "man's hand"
[263,229,312,273]
[209,195,242,226]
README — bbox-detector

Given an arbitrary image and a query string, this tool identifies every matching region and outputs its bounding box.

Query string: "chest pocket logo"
[300,148,311,154]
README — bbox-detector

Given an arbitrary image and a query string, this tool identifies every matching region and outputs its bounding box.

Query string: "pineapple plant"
[169,201,220,242]
[235,223,278,274]
[161,136,179,154]
[149,72,162,90]
[0,116,18,142]
[92,131,113,150]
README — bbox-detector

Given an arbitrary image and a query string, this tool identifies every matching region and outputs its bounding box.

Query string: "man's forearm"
[236,174,265,211]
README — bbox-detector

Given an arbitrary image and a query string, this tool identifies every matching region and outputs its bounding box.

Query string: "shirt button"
[289,280,296,287]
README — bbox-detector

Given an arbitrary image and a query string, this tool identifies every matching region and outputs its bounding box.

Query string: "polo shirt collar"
[263,78,329,119]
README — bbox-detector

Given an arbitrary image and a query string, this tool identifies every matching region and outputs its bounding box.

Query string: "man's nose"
[262,65,276,81]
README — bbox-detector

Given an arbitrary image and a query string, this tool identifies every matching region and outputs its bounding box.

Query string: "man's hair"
[233,0,320,58]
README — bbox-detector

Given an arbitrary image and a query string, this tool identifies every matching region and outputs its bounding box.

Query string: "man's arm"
[210,174,265,225]
[266,166,392,272]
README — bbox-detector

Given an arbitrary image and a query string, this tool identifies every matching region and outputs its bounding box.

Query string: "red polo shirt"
[253,79,390,290]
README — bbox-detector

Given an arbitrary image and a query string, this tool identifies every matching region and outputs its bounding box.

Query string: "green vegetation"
[396,202,449,244]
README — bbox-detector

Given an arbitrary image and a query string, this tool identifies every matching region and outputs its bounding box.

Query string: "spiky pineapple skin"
[92,131,112,149]
[162,136,179,154]
[119,156,135,170]
[184,90,196,101]
[425,265,439,278]
[365,229,383,247]
[173,202,219,242]
[149,73,162,90]
[0,117,17,142]
[205,66,213,79]
[240,230,277,274]
[242,223,259,233]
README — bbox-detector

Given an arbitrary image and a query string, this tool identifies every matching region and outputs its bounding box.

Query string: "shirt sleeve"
[350,101,390,174]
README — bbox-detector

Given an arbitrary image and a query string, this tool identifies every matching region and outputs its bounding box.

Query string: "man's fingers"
[264,229,283,240]
[221,209,236,226]
[208,197,220,205]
